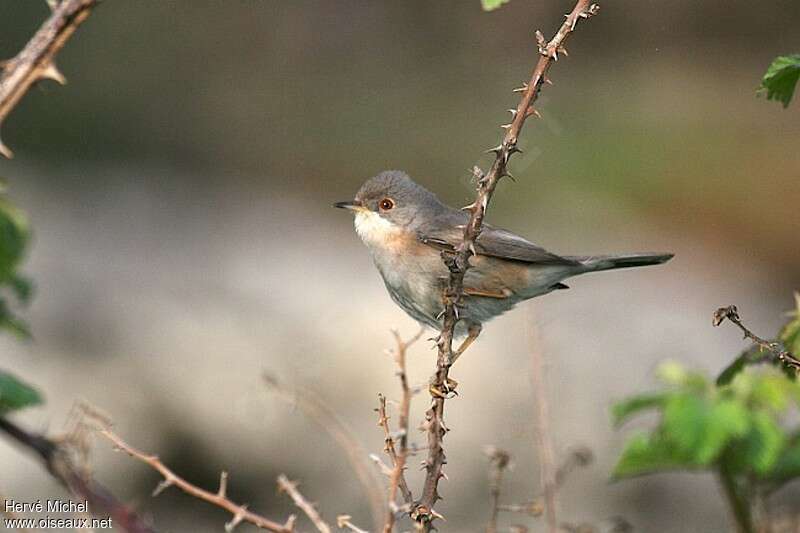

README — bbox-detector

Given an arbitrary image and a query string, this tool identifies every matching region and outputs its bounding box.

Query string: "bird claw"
[429,378,459,399]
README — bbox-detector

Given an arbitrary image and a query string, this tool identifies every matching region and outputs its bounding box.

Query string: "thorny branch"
[96,426,297,533]
[277,475,332,533]
[376,328,423,532]
[713,305,800,370]
[0,417,155,533]
[0,0,99,158]
[416,1,600,528]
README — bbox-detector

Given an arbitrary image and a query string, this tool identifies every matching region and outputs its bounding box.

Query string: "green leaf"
[612,393,667,426]
[717,347,766,386]
[612,433,692,478]
[481,0,511,11]
[768,432,800,486]
[663,393,707,455]
[759,54,800,108]
[0,371,42,414]
[743,412,784,474]
[780,292,800,356]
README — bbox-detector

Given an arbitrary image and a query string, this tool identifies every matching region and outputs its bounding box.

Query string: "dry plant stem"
[98,428,295,533]
[713,306,800,369]
[277,475,331,533]
[379,328,423,532]
[0,0,99,158]
[264,374,385,531]
[0,417,155,533]
[527,317,558,533]
[415,1,599,527]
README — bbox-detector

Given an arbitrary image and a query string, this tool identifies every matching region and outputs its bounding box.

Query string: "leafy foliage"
[613,299,800,531]
[759,54,800,108]
[0,186,32,338]
[481,0,511,12]
[0,371,42,414]
[613,362,799,480]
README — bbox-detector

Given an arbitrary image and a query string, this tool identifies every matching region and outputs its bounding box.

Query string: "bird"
[335,170,672,357]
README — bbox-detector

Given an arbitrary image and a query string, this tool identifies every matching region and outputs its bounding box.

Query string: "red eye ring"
[379,198,394,210]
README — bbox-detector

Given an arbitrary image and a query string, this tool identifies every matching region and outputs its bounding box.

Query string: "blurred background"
[1,1,799,531]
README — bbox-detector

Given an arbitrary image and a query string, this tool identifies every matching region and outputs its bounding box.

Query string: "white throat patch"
[354,210,401,248]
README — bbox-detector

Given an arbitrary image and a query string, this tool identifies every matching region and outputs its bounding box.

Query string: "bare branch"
[0,417,155,533]
[277,475,332,533]
[0,0,99,158]
[264,373,385,530]
[713,305,800,370]
[377,328,423,532]
[416,2,600,528]
[337,515,370,533]
[96,427,295,533]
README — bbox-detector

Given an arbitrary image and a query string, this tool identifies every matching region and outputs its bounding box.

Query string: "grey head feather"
[357,171,578,266]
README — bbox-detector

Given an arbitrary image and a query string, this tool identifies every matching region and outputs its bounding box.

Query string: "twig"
[415,2,600,528]
[0,0,99,158]
[0,417,155,533]
[527,315,558,533]
[484,446,511,533]
[264,373,385,531]
[378,328,423,532]
[277,475,331,533]
[96,427,296,533]
[713,305,800,370]
[337,515,370,533]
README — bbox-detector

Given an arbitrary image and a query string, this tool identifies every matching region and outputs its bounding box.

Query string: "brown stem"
[375,328,424,531]
[713,305,800,370]
[414,2,600,528]
[0,0,99,158]
[98,427,296,532]
[0,417,155,533]
[277,475,332,533]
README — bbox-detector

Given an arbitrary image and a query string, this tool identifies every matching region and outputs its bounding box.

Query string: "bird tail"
[570,252,674,273]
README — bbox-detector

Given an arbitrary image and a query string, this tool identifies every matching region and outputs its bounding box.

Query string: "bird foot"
[429,377,459,399]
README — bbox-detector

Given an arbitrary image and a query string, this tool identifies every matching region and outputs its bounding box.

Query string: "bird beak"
[333,200,364,211]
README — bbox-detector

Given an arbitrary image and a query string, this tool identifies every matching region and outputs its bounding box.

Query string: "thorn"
[507,109,518,118]
[512,83,528,93]
[224,507,247,533]
[46,0,57,12]
[0,139,12,159]
[543,76,553,85]
[535,30,546,49]
[460,202,476,212]
[558,46,569,57]
[152,479,173,497]
[217,471,228,498]
[527,107,541,118]
[508,146,523,156]
[485,145,503,155]
[500,123,511,130]
[40,63,66,85]
[503,171,516,182]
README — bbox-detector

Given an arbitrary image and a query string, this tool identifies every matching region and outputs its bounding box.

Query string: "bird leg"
[450,323,482,365]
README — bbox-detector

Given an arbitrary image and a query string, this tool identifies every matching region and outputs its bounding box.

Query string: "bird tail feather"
[570,252,674,273]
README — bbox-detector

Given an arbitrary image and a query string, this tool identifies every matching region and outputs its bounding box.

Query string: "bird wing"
[416,211,580,266]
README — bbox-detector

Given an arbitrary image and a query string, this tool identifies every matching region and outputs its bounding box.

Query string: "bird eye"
[379,198,394,210]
